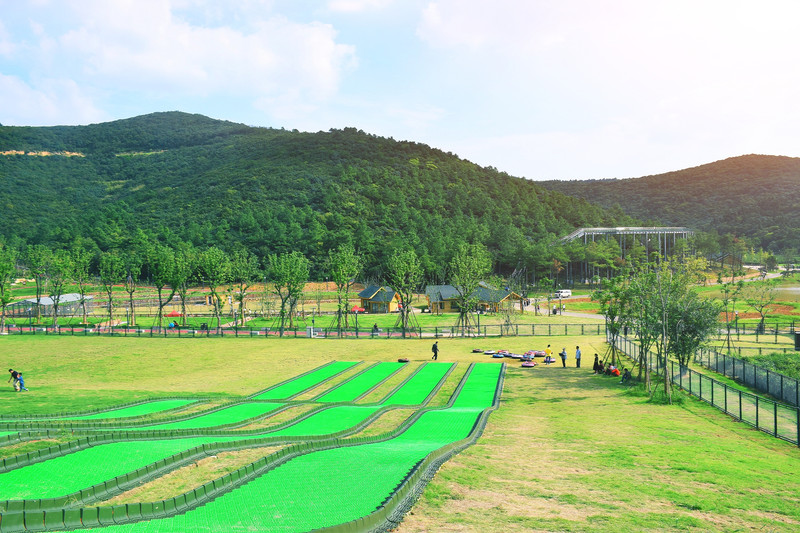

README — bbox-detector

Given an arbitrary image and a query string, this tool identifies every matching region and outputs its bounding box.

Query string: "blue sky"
[2,0,800,180]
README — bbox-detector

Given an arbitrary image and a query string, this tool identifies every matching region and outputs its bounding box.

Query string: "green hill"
[538,155,800,253]
[0,112,632,276]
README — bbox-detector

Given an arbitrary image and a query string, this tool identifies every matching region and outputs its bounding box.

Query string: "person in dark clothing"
[592,353,600,373]
[431,341,439,360]
[8,369,20,391]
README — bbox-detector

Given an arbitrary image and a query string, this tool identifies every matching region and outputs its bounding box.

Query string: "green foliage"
[0,112,632,278]
[539,154,800,254]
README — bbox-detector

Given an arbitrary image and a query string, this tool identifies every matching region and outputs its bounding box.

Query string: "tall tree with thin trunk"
[0,246,17,333]
[47,249,71,329]
[198,247,231,333]
[99,250,124,324]
[172,246,196,327]
[449,243,491,335]
[230,249,260,327]
[386,248,422,337]
[123,253,143,328]
[146,243,177,332]
[71,247,92,325]
[327,244,361,333]
[268,251,310,336]
[592,275,631,367]
[742,279,777,335]
[25,244,50,323]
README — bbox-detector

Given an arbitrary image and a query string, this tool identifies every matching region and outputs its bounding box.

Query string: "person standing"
[592,353,600,373]
[431,341,439,360]
[559,348,567,367]
[575,346,581,368]
[545,345,552,361]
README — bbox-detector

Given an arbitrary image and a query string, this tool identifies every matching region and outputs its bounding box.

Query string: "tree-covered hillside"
[538,155,800,254]
[0,112,633,278]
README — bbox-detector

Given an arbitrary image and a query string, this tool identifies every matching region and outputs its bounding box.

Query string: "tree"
[268,251,310,336]
[592,275,631,367]
[71,246,92,325]
[46,249,72,329]
[99,250,124,324]
[123,253,143,328]
[386,248,423,336]
[449,243,491,334]
[24,244,50,323]
[171,246,197,327]
[742,279,777,335]
[197,247,231,333]
[628,258,719,401]
[146,243,177,331]
[327,244,361,333]
[230,248,260,327]
[0,246,17,333]
[667,291,720,366]
[717,271,743,353]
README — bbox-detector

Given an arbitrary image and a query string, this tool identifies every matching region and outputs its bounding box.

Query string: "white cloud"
[2,0,357,124]
[327,0,393,13]
[0,74,106,126]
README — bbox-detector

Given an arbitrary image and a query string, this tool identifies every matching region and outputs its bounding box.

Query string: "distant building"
[6,293,93,317]
[425,283,521,313]
[358,285,401,313]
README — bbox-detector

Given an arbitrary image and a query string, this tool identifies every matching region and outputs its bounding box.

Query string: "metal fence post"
[774,402,778,437]
[756,396,760,429]
[738,390,742,421]
[724,383,728,414]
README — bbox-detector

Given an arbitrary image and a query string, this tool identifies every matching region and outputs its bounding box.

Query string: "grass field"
[1,336,799,532]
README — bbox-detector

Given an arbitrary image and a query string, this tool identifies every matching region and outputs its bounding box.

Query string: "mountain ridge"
[0,111,633,277]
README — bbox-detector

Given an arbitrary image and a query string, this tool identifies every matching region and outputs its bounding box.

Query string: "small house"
[425,283,521,313]
[358,285,401,313]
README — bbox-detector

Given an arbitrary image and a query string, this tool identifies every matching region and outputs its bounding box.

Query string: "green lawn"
[1,336,799,532]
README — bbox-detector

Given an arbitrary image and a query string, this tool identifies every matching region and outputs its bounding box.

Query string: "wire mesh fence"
[613,334,800,447]
[694,348,800,407]
[1,322,608,339]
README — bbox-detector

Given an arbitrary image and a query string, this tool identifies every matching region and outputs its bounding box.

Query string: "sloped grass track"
[0,361,503,532]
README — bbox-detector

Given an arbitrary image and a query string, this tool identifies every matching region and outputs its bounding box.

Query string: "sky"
[2,0,800,180]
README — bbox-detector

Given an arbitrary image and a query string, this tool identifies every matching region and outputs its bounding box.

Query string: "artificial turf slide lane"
[380,362,453,405]
[314,362,405,403]
[64,363,503,533]
[250,361,360,400]
[121,402,286,431]
[0,364,448,506]
[57,400,200,421]
[0,436,248,501]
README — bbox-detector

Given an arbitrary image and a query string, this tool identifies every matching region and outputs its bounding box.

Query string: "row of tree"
[0,239,499,337]
[593,256,781,402]
[594,258,720,402]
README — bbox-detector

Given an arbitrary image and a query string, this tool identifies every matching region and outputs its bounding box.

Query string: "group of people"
[8,368,29,392]
[543,345,581,367]
[592,357,631,383]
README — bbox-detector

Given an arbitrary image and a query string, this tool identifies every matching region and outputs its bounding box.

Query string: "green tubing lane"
[452,363,503,408]
[270,405,382,437]
[124,403,285,431]
[252,362,359,400]
[58,400,199,421]
[316,362,405,403]
[0,436,246,500]
[82,368,501,533]
[381,362,453,405]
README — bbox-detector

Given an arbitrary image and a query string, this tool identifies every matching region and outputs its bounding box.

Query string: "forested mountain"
[0,112,633,278]
[538,155,800,254]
